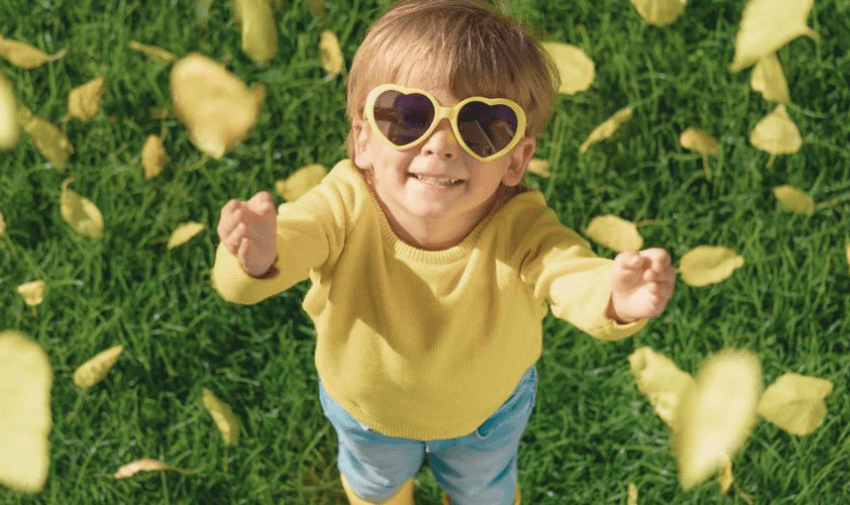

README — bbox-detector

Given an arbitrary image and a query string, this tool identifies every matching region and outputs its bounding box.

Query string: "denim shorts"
[318,366,537,505]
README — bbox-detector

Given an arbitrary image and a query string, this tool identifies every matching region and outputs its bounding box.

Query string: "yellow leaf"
[0,209,5,239]
[757,372,833,436]
[526,158,551,178]
[679,245,744,287]
[67,75,105,121]
[72,345,123,389]
[142,135,167,179]
[630,0,687,27]
[751,53,790,103]
[579,107,633,154]
[628,347,695,430]
[20,112,74,171]
[0,36,67,69]
[679,127,719,155]
[112,458,194,478]
[0,72,18,149]
[541,42,595,95]
[129,41,176,63]
[167,222,205,249]
[674,349,762,491]
[628,482,638,505]
[717,453,734,494]
[319,30,345,77]
[60,179,104,239]
[729,0,816,72]
[750,104,802,166]
[170,52,264,158]
[0,330,52,494]
[772,185,814,215]
[275,164,327,201]
[584,214,643,252]
[236,0,278,64]
[202,388,240,445]
[16,280,46,307]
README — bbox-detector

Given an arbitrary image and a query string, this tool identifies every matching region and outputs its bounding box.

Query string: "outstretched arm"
[606,248,676,324]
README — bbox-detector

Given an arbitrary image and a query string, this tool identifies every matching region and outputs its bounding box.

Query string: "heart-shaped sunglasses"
[363,84,527,162]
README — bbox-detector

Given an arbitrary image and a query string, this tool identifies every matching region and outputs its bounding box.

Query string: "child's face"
[353,84,536,249]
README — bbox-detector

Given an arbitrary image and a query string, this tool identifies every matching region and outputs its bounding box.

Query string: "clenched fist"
[217,191,277,277]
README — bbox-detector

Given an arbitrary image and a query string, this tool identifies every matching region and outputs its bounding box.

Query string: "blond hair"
[345,0,560,160]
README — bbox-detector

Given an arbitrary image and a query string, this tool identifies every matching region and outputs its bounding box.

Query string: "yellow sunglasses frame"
[363,83,527,162]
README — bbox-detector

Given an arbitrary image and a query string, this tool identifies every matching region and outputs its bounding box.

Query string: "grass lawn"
[2,0,850,503]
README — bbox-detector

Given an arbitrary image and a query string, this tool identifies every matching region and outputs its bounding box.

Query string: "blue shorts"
[318,366,537,505]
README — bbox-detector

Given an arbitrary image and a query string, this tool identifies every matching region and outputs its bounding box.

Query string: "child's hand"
[607,248,675,323]
[217,191,277,277]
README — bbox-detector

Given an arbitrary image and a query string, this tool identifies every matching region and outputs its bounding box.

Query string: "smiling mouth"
[409,173,465,186]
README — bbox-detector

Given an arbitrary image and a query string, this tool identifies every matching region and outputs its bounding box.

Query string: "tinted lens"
[457,102,519,157]
[372,90,435,146]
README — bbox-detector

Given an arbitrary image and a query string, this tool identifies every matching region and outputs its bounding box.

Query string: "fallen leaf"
[628,347,695,430]
[0,210,5,239]
[67,75,105,120]
[750,104,802,167]
[142,134,167,179]
[0,72,18,149]
[773,185,814,215]
[236,0,278,64]
[526,158,551,177]
[541,42,595,95]
[129,41,176,62]
[60,179,104,239]
[319,30,345,77]
[72,345,123,389]
[0,330,52,494]
[19,110,74,171]
[579,107,633,154]
[679,127,719,178]
[112,458,194,478]
[16,280,46,307]
[168,222,205,249]
[628,482,638,505]
[584,215,643,252]
[718,453,734,494]
[0,36,67,69]
[170,52,265,158]
[674,349,762,491]
[202,388,240,445]
[630,0,687,27]
[757,372,832,436]
[729,0,816,72]
[275,164,327,201]
[679,246,744,287]
[751,53,790,103]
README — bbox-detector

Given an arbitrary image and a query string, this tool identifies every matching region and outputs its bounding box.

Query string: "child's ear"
[502,137,536,187]
[352,118,373,169]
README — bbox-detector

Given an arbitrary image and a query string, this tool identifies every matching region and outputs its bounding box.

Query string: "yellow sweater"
[212,159,646,440]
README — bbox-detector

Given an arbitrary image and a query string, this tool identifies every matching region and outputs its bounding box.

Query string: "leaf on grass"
[729,0,816,72]
[129,41,176,63]
[168,222,205,249]
[0,36,67,69]
[112,458,194,478]
[679,246,744,287]
[0,210,5,239]
[674,349,762,491]
[628,347,695,430]
[170,52,265,159]
[750,104,801,166]
[773,185,814,215]
[319,31,345,77]
[202,388,240,445]
[0,330,52,494]
[757,372,833,436]
[679,127,720,178]
[0,72,18,149]
[526,158,551,178]
[142,135,166,179]
[234,0,278,64]
[72,345,123,389]
[630,0,687,27]
[275,164,327,201]
[541,42,595,95]
[67,75,105,121]
[16,280,46,307]
[584,215,643,252]
[628,482,638,505]
[579,107,633,154]
[19,109,74,171]
[60,179,104,239]
[751,53,790,103]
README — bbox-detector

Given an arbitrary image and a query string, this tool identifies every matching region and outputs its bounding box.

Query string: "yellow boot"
[441,484,521,505]
[341,473,415,505]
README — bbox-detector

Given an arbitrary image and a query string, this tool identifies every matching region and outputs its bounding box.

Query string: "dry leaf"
[629,347,695,430]
[679,246,744,287]
[579,107,633,154]
[236,0,278,64]
[170,52,265,158]
[0,331,52,494]
[129,41,176,62]
[168,222,205,249]
[16,280,46,307]
[773,185,814,215]
[0,72,18,149]
[757,372,832,436]
[0,36,67,69]
[319,30,345,77]
[60,179,104,239]
[718,453,734,494]
[202,388,240,445]
[541,42,595,95]
[72,345,123,389]
[679,127,719,178]
[275,164,327,201]
[526,158,551,178]
[674,349,762,491]
[142,135,166,179]
[584,215,643,252]
[67,75,105,120]
[630,0,687,27]
[628,482,638,505]
[751,53,790,103]
[750,104,802,167]
[729,0,816,72]
[112,458,194,478]
[20,111,74,171]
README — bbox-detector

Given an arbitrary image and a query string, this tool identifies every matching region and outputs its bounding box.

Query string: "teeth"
[413,174,462,185]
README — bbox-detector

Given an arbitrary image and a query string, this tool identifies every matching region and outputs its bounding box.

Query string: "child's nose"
[421,119,460,160]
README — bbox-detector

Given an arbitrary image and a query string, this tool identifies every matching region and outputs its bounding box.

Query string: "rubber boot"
[441,484,521,505]
[341,473,415,505]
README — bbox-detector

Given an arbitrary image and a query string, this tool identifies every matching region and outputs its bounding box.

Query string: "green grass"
[2,0,850,503]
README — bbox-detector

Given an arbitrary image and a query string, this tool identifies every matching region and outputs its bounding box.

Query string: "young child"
[212,1,676,503]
